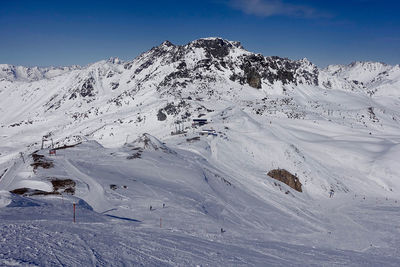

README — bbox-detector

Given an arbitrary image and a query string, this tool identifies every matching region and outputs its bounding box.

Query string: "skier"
[163,203,165,208]
[329,189,334,198]
[221,228,225,234]
[150,205,153,211]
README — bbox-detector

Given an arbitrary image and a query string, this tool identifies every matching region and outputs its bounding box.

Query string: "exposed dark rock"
[367,107,379,122]
[50,178,76,194]
[186,137,200,142]
[80,77,96,97]
[111,82,119,90]
[246,69,262,89]
[10,188,30,195]
[164,102,179,115]
[10,188,60,196]
[157,101,189,119]
[267,169,302,192]
[189,38,234,58]
[124,62,133,70]
[126,150,142,159]
[159,70,189,88]
[134,60,153,75]
[30,152,54,171]
[323,80,332,89]
[157,109,167,121]
[69,93,77,100]
[177,61,187,70]
[10,178,75,196]
[276,69,295,84]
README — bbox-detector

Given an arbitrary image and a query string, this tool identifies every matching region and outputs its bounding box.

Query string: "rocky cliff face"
[267,169,302,192]
[129,38,320,93]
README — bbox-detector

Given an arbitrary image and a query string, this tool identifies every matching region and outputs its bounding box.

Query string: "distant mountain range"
[1,37,399,92]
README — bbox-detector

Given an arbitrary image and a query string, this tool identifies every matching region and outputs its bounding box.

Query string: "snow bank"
[0,191,11,208]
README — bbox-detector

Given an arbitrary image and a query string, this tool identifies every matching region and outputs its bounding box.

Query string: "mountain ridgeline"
[0,37,399,149]
[2,38,398,104]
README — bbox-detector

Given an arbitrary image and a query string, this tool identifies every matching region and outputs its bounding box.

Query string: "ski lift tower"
[171,120,187,135]
[41,136,54,150]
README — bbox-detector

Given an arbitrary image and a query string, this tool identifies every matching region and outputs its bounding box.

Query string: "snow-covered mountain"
[1,38,400,265]
[0,64,81,82]
[323,61,400,96]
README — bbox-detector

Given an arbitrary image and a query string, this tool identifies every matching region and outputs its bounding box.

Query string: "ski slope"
[1,128,400,265]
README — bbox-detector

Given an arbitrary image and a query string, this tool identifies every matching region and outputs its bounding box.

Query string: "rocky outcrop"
[125,133,176,155]
[80,77,96,97]
[189,38,242,58]
[267,169,302,192]
[246,69,262,89]
[69,77,96,100]
[157,110,167,121]
[156,101,191,121]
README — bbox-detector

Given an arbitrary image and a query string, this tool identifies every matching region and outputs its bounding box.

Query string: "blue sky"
[0,0,399,67]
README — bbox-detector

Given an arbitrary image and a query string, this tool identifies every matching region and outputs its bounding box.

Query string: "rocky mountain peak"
[120,37,323,94]
[107,57,122,64]
[187,37,244,58]
[160,40,175,47]
[189,37,243,48]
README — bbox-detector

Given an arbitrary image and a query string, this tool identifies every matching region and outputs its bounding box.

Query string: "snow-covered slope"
[1,138,400,265]
[0,37,400,265]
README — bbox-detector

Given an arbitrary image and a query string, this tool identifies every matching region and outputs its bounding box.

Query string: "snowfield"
[1,38,400,266]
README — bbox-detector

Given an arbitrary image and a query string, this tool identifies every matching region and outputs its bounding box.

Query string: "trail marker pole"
[19,152,25,163]
[160,218,162,228]
[125,134,130,144]
[73,203,76,223]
